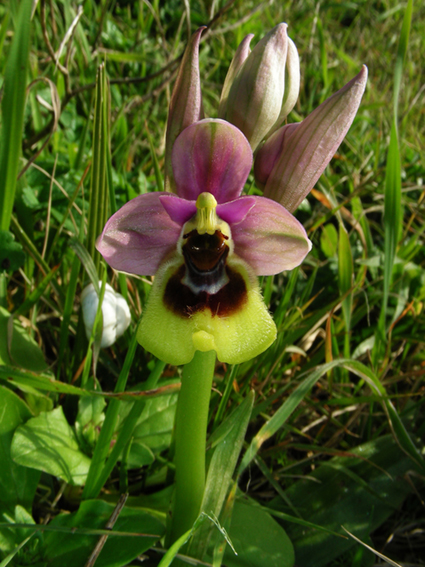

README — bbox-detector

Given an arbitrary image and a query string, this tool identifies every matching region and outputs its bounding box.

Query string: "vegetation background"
[0,0,424,566]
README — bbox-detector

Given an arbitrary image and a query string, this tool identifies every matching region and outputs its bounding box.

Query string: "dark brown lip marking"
[163,264,247,318]
[182,229,229,272]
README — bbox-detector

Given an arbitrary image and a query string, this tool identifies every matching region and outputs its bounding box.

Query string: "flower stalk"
[169,349,216,544]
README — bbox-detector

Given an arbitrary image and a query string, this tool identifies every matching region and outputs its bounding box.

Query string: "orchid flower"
[96,23,367,368]
[96,119,311,365]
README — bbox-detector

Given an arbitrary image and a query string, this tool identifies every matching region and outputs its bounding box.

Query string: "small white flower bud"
[81,282,131,348]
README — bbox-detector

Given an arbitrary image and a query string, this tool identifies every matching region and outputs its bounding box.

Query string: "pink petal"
[216,196,256,225]
[159,194,197,225]
[96,193,181,276]
[231,196,312,275]
[172,118,253,203]
[264,66,368,212]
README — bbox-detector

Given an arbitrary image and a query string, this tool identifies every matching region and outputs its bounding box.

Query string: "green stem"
[169,349,216,544]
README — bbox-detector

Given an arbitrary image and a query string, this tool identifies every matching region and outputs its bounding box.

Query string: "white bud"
[81,282,131,348]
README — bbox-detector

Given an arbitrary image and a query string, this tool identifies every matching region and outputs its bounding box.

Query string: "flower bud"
[218,34,254,118]
[81,282,131,348]
[264,66,368,212]
[164,27,205,191]
[222,23,288,151]
[266,37,300,137]
[254,122,299,188]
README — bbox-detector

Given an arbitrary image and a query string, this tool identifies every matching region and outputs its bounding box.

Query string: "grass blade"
[0,0,32,231]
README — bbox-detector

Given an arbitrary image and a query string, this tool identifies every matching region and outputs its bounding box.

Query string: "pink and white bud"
[218,34,254,118]
[266,37,300,137]
[263,66,368,212]
[254,122,299,188]
[222,23,288,151]
[164,27,205,191]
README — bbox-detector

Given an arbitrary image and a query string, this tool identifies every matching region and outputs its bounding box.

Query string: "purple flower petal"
[231,196,312,275]
[264,66,368,212]
[172,118,253,203]
[159,194,197,225]
[96,193,181,276]
[217,196,256,225]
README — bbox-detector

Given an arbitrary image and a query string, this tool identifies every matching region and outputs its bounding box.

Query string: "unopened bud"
[81,282,131,348]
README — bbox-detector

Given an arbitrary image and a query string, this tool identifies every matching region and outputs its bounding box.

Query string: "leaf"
[43,500,164,567]
[239,361,339,474]
[11,406,91,486]
[189,392,254,559]
[74,393,106,454]
[0,387,40,518]
[223,498,294,567]
[0,307,47,372]
[0,365,89,397]
[320,223,338,257]
[0,231,25,273]
[0,0,32,231]
[123,380,179,467]
[273,435,418,567]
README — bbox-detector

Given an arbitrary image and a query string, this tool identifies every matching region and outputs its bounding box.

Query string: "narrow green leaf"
[0,535,34,567]
[87,63,110,271]
[0,12,11,61]
[338,223,353,358]
[189,392,254,558]
[69,238,99,293]
[393,0,413,119]
[239,361,341,474]
[0,365,91,396]
[0,0,32,231]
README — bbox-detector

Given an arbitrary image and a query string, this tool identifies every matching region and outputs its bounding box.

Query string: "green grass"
[0,1,424,566]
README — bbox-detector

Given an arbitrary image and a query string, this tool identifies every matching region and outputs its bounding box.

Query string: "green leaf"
[223,499,294,567]
[0,365,91,397]
[275,435,418,567]
[43,500,163,567]
[189,392,254,559]
[0,307,47,372]
[127,380,178,464]
[87,63,110,271]
[320,223,338,258]
[75,392,106,454]
[11,406,91,486]
[0,387,40,518]
[0,231,25,273]
[338,224,353,297]
[0,0,32,231]
[239,361,338,474]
